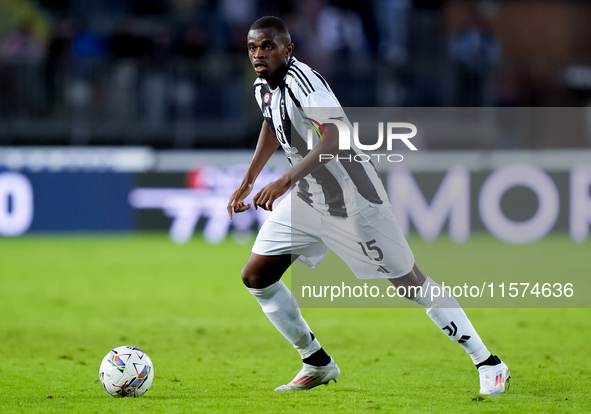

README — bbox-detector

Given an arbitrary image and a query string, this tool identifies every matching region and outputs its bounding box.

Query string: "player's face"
[247,28,293,86]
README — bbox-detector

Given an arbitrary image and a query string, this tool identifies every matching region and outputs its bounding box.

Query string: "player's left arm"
[252,122,340,211]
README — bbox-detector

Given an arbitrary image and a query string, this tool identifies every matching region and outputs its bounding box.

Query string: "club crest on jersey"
[263,93,270,104]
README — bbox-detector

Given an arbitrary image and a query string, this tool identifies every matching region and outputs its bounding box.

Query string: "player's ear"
[286,42,294,59]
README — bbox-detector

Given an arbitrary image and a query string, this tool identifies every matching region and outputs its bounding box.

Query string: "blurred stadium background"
[0,0,590,245]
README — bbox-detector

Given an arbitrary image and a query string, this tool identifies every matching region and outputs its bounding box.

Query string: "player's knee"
[241,264,258,288]
[389,263,427,299]
[241,263,269,289]
[241,262,281,289]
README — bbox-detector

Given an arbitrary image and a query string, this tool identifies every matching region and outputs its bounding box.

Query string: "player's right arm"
[228,121,280,219]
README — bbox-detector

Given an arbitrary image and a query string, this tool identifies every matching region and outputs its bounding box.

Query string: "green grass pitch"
[1,233,589,413]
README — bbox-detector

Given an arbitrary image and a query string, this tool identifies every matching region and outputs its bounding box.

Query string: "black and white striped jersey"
[253,57,388,217]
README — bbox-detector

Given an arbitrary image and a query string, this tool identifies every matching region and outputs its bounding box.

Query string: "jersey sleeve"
[284,63,345,124]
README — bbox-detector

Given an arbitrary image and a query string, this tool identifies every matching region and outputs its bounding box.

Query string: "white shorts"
[252,191,415,279]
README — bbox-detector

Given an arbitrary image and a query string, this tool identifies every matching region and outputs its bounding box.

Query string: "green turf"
[0,233,589,413]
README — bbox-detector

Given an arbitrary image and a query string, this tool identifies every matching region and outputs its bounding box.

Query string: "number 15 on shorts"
[357,239,384,262]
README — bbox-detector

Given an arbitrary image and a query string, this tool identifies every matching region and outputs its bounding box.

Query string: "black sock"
[476,354,501,369]
[303,348,331,367]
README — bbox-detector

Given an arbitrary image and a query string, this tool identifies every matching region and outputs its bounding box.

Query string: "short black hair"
[249,16,291,43]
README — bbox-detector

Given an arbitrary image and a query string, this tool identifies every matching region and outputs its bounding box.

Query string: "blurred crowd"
[0,0,590,148]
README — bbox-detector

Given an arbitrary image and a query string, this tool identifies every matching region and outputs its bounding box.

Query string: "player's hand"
[227,183,253,219]
[253,175,290,212]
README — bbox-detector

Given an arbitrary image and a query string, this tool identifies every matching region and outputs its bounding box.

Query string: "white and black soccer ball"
[99,345,154,397]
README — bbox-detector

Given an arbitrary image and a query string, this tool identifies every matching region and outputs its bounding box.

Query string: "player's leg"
[242,253,323,359]
[389,263,491,363]
[320,205,508,394]
[389,264,510,395]
[243,193,339,390]
[242,253,339,390]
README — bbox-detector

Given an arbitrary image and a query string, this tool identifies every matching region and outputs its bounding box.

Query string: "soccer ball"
[99,345,154,397]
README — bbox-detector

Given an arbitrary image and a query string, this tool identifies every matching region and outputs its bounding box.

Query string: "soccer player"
[227,16,510,394]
